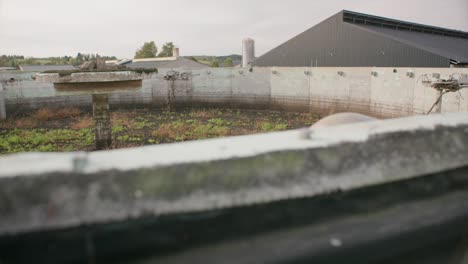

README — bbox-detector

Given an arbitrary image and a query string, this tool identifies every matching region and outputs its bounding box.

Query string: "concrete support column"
[92,94,111,150]
[166,80,175,111]
[0,86,6,120]
[434,90,444,114]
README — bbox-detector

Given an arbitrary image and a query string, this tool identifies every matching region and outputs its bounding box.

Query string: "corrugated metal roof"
[20,65,76,72]
[125,57,209,69]
[342,10,468,39]
[125,61,170,69]
[349,23,468,64]
[253,10,468,67]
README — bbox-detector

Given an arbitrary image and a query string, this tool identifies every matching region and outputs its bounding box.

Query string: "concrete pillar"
[0,84,6,120]
[434,90,443,114]
[166,80,175,111]
[173,47,180,57]
[92,94,112,150]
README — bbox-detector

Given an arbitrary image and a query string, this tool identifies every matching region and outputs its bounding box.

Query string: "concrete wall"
[2,70,468,263]
[1,67,467,118]
[1,112,468,235]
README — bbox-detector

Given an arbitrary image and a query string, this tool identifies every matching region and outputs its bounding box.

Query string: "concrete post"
[434,90,443,114]
[92,94,112,150]
[166,80,175,111]
[0,85,6,120]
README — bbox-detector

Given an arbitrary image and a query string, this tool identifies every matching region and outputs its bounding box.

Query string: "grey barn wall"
[342,23,450,67]
[252,11,451,67]
[1,67,468,119]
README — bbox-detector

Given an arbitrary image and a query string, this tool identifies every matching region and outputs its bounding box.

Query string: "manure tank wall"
[1,67,467,118]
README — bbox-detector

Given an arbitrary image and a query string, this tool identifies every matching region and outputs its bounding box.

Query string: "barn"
[252,10,468,68]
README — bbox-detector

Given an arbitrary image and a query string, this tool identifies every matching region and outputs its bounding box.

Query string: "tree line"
[134,41,176,59]
[0,53,117,68]
[2,41,238,69]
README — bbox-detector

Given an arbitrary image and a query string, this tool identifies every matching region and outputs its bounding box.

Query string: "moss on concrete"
[122,151,307,200]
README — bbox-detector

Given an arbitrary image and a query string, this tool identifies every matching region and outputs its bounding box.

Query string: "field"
[0,107,321,155]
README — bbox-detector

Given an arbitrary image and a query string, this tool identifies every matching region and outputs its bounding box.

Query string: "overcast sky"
[0,0,467,58]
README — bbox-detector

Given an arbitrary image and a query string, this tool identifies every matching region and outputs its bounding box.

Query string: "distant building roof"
[19,65,76,72]
[124,57,209,69]
[105,59,132,65]
[253,10,468,67]
[349,23,468,65]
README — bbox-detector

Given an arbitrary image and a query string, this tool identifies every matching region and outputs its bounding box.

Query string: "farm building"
[124,56,209,69]
[252,10,468,68]
[112,47,210,69]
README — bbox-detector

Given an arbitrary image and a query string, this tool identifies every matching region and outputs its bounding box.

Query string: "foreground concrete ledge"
[0,112,468,235]
[2,111,467,177]
[36,71,157,83]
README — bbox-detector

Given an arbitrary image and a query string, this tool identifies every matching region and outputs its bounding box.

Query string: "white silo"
[242,38,255,67]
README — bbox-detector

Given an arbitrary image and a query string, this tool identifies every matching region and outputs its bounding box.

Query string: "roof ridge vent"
[342,10,468,39]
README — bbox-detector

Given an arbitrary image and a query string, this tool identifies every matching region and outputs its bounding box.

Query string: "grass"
[208,118,230,126]
[71,116,93,129]
[255,121,288,132]
[152,122,191,141]
[189,109,217,118]
[112,124,125,134]
[31,107,81,121]
[151,119,231,142]
[112,112,133,127]
[13,117,38,129]
[1,107,81,128]
[1,108,321,154]
[0,128,94,154]
[116,135,142,142]
[111,114,154,130]
[133,117,155,130]
[30,108,55,121]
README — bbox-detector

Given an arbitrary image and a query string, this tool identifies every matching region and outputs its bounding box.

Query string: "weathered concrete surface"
[191,68,232,107]
[369,68,415,117]
[231,67,271,109]
[36,71,156,83]
[54,80,142,96]
[3,168,467,264]
[0,112,467,236]
[271,67,310,111]
[145,189,468,264]
[79,61,97,70]
[0,71,35,81]
[2,67,467,118]
[310,67,374,115]
[92,94,111,149]
[311,112,377,128]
